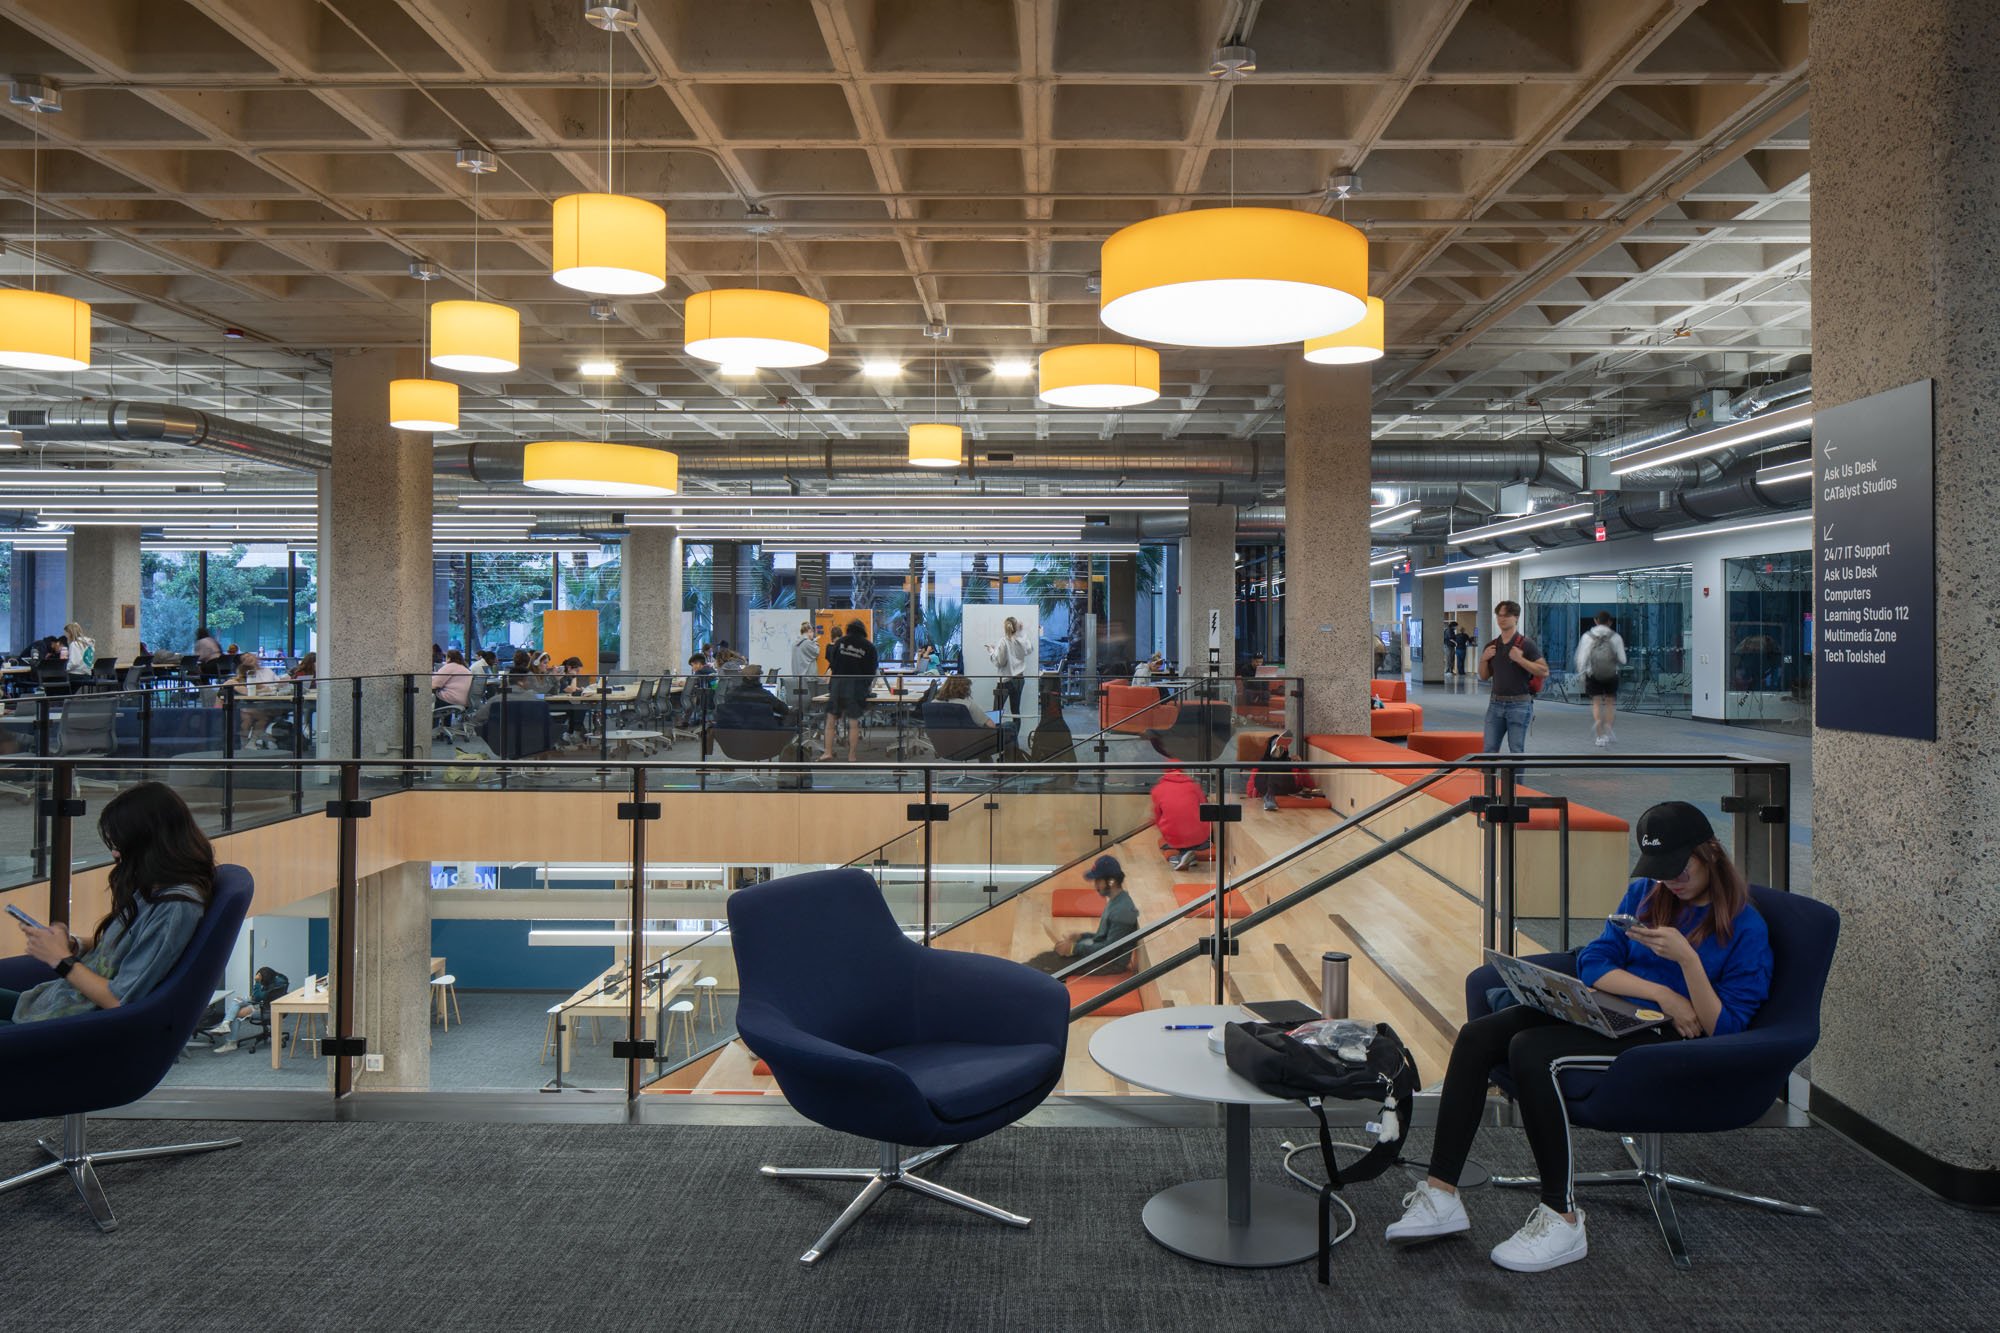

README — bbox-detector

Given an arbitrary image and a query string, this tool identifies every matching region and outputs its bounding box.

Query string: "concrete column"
[1104,554,1138,667]
[1809,0,2000,1194]
[1285,353,1373,737]
[66,526,142,664]
[332,861,431,1092]
[1177,504,1236,676]
[321,348,431,759]
[618,527,681,673]
[1414,550,1446,684]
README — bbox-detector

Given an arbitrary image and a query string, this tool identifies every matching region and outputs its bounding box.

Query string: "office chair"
[0,867,253,1231]
[1464,884,1840,1269]
[728,868,1068,1264]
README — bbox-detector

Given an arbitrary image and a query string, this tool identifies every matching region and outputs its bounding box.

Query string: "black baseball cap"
[1085,855,1124,882]
[1631,801,1716,880]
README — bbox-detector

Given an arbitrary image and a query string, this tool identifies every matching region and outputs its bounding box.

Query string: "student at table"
[716,664,790,731]
[228,653,283,748]
[1025,856,1138,976]
[288,652,316,682]
[432,649,473,710]
[63,621,97,681]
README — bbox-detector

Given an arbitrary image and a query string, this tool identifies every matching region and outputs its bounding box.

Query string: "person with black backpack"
[1573,611,1628,748]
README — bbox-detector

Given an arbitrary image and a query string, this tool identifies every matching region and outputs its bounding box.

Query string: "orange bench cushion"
[1170,882,1253,918]
[1369,679,1408,704]
[1050,887,1102,918]
[1066,973,1146,1016]
[1407,730,1483,762]
[1101,684,1177,734]
[752,1058,771,1076]
[1369,703,1423,737]
[1307,734,1628,833]
[1275,794,1331,809]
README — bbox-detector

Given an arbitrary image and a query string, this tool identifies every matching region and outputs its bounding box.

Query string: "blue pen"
[1163,1023,1214,1031]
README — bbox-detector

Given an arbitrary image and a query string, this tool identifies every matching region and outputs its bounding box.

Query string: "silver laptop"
[1483,949,1668,1039]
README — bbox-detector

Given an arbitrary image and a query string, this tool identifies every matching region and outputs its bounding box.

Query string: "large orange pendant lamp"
[553,15,666,296]
[1302,295,1385,364]
[1037,343,1160,407]
[0,80,89,372]
[523,440,679,497]
[908,325,962,470]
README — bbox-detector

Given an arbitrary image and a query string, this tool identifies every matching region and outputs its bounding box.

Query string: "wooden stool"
[693,976,720,1032]
[430,973,461,1030]
[666,999,696,1059]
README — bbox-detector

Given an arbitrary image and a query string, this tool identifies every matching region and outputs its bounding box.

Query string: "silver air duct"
[9,402,331,472]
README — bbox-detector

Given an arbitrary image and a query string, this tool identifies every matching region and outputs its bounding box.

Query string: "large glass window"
[558,547,621,664]
[1524,564,1693,717]
[470,552,554,654]
[293,552,318,656]
[206,546,294,657]
[141,551,204,655]
[1723,549,1812,732]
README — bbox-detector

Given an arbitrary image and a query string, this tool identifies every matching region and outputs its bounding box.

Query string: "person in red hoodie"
[1150,764,1211,871]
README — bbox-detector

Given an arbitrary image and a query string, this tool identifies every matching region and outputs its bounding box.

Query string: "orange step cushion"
[1275,794,1331,809]
[1170,882,1253,918]
[1406,731,1483,763]
[1050,887,1103,918]
[752,1059,771,1076]
[1066,974,1146,1016]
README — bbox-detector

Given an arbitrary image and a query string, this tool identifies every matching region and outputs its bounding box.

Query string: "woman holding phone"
[1383,801,1772,1272]
[1,783,216,1024]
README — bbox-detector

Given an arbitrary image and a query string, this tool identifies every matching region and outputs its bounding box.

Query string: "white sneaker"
[1489,1204,1587,1272]
[1262,796,1278,812]
[1384,1182,1470,1246]
[1594,735,1609,749]
[1170,849,1198,871]
[211,1041,239,1055]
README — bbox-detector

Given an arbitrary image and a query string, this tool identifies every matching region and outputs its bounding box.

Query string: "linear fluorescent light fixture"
[0,469,225,487]
[455,495,1188,513]
[1368,503,1421,530]
[1651,513,1812,544]
[1369,578,1398,589]
[1610,402,1814,476]
[1753,459,1815,485]
[767,542,1141,555]
[1414,551,1542,577]
[1449,502,1593,546]
[1368,550,1409,568]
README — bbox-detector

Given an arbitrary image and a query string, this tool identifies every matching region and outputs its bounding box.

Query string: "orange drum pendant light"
[431,145,519,373]
[553,9,666,296]
[1037,343,1160,408]
[0,78,90,372]
[908,324,961,469]
[523,440,679,497]
[1302,295,1385,364]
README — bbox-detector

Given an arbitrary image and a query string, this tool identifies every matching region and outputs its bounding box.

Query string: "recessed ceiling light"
[861,359,902,378]
[578,358,619,377]
[993,359,1033,379]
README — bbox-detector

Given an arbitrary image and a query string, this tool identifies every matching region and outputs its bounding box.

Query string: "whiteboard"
[961,604,1040,728]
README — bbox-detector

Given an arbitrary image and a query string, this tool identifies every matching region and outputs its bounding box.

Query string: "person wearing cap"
[1248,730,1308,812]
[1027,856,1139,975]
[1384,800,1772,1273]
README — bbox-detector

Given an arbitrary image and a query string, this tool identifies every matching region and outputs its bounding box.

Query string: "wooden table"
[267,956,446,1069]
[551,959,698,1072]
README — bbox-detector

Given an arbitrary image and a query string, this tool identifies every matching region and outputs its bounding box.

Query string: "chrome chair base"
[1490,1132,1821,1270]
[0,1113,242,1232]
[760,1140,1030,1264]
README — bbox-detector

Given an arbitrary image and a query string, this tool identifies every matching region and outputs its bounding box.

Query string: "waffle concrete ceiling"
[0,0,1810,471]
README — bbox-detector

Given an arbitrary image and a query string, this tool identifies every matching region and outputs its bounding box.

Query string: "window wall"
[436,547,622,663]
[1723,549,1812,732]
[140,546,309,661]
[1524,563,1694,717]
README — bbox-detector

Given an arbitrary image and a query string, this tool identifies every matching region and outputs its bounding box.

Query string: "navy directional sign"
[1813,379,1934,741]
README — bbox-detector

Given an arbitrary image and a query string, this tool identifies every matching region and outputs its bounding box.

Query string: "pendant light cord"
[471,165,481,301]
[607,29,615,195]
[1228,88,1236,208]
[30,111,42,291]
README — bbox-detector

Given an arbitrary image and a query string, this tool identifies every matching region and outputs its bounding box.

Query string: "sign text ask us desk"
[1814,378,1935,741]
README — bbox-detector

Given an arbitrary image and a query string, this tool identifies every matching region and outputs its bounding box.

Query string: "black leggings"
[996,676,1024,718]
[1428,1005,1676,1211]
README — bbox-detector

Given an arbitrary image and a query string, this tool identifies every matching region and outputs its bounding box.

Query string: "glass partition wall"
[1723,549,1813,732]
[1524,563,1694,717]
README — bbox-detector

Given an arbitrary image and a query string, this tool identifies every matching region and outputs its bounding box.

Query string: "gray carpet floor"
[2,1117,1993,1332]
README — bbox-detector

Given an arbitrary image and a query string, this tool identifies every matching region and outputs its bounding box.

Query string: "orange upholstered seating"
[1369,679,1408,704]
[1171,882,1253,918]
[1050,887,1102,918]
[752,1058,771,1076]
[1100,683,1179,734]
[1306,733,1629,833]
[1369,703,1423,738]
[1066,973,1145,1016]
[1275,794,1331,809]
[1407,730,1483,763]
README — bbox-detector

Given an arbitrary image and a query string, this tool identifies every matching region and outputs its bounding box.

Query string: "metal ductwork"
[9,402,332,472]
[1439,463,1812,556]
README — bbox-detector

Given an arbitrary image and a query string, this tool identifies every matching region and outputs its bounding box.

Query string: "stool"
[693,976,721,1032]
[666,999,696,1059]
[430,973,460,1030]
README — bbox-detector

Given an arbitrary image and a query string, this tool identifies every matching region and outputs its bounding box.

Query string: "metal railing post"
[46,762,75,928]
[1211,762,1227,1005]
[139,689,153,760]
[626,764,647,1101]
[1480,765,1498,951]
[401,674,417,784]
[1498,761,1519,951]
[349,676,363,760]
[290,679,305,815]
[33,697,50,757]
[222,687,237,832]
[331,761,360,1099]
[1557,800,1573,951]
[922,768,935,946]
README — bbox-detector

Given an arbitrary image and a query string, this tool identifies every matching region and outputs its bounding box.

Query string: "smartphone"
[1607,913,1639,932]
[6,903,44,932]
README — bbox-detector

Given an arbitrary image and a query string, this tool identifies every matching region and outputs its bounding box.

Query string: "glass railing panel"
[634,853,743,1093]
[0,763,53,892]
[150,761,345,1096]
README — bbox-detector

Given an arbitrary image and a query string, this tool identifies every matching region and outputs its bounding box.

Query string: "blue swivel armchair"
[0,866,253,1231]
[1464,884,1840,1268]
[728,868,1069,1265]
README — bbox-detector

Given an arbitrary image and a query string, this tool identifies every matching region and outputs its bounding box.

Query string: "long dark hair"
[94,782,215,942]
[1638,839,1748,946]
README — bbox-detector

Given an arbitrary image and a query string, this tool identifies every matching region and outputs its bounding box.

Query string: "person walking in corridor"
[1479,601,1547,753]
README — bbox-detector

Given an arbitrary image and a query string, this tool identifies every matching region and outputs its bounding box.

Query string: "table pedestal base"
[1141,1178,1321,1268]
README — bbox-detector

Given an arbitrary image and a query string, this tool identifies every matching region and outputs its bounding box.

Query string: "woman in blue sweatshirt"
[1385,801,1773,1273]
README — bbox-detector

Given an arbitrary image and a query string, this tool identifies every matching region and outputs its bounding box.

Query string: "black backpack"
[1225,1019,1421,1284]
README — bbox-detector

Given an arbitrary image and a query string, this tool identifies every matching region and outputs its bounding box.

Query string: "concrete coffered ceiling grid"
[0,0,1810,479]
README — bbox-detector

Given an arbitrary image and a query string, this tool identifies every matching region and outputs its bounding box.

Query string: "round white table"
[1088,1004,1320,1268]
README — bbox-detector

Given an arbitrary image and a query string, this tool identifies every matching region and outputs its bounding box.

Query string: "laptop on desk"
[1483,949,1668,1039]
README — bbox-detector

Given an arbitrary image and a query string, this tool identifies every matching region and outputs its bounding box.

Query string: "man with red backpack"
[1478,600,1548,754]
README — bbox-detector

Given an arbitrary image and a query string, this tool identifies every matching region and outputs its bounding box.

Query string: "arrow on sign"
[1823,523,1835,540]
[1824,439,1837,456]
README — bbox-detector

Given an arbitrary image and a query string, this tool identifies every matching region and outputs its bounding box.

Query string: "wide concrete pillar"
[1809,0,2000,1199]
[332,861,431,1092]
[1286,354,1373,736]
[619,527,681,673]
[321,348,431,759]
[1414,550,1446,684]
[1178,504,1236,676]
[66,525,142,664]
